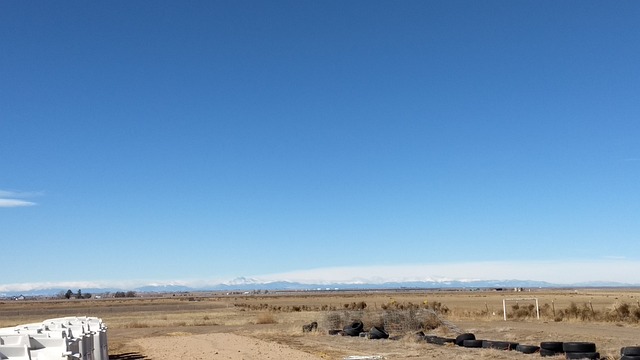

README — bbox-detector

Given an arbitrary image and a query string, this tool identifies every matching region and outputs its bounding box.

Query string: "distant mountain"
[0,287,122,298]
[571,281,633,287]
[135,285,194,292]
[2,279,638,297]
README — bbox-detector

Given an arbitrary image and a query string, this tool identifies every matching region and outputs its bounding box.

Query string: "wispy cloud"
[0,199,36,207]
[0,189,39,207]
[252,259,640,285]
[0,280,147,293]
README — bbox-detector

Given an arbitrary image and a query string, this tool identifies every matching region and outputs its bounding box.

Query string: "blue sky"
[1,1,639,290]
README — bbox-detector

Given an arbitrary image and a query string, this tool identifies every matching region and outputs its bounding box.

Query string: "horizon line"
[2,259,640,293]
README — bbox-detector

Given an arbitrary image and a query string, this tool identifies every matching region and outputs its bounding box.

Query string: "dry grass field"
[3,289,640,359]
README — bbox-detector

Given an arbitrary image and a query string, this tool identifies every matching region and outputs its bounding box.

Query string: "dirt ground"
[3,289,640,359]
[109,318,640,360]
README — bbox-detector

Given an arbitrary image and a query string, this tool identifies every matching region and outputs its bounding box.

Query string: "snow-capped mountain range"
[1,277,637,297]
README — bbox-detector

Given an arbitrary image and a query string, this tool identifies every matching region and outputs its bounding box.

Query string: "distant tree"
[76,289,82,299]
[65,289,73,299]
[125,291,136,298]
[57,290,67,299]
[84,293,92,299]
[114,291,126,298]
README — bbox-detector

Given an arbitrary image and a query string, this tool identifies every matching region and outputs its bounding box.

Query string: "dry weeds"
[4,289,640,359]
[255,312,278,324]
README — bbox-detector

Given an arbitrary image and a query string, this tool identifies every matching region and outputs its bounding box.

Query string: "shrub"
[343,301,367,310]
[423,311,443,330]
[125,321,150,328]
[255,313,277,324]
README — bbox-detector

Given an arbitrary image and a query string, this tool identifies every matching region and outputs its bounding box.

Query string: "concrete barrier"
[0,345,31,360]
[0,316,107,360]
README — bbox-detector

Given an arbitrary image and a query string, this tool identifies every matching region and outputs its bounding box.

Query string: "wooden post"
[503,299,507,321]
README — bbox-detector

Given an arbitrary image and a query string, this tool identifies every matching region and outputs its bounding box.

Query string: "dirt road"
[135,332,323,360]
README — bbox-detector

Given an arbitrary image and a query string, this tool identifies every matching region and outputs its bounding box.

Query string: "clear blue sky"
[1,1,639,289]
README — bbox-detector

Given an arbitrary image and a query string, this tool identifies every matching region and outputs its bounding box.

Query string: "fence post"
[503,299,507,321]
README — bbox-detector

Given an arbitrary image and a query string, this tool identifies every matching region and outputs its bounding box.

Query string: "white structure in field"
[0,316,108,360]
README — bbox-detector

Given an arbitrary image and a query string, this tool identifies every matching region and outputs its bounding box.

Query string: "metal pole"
[535,298,540,320]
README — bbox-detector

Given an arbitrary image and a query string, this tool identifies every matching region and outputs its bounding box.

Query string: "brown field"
[3,289,640,359]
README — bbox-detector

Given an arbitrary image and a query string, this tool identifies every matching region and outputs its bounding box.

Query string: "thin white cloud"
[0,189,39,207]
[252,259,640,285]
[0,280,145,293]
[0,199,36,207]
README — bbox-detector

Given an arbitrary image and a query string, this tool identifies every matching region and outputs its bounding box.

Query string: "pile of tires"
[420,332,606,359]
[337,321,391,340]
[327,323,612,360]
[455,333,476,346]
[540,341,564,357]
[343,321,364,336]
[540,341,600,359]
[514,344,540,354]
[453,333,485,349]
[621,346,640,360]
[368,326,389,340]
[562,342,599,359]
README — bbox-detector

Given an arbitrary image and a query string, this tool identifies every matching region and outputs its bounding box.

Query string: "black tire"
[565,352,599,359]
[369,326,389,340]
[455,333,476,346]
[516,344,540,354]
[463,339,483,348]
[622,347,640,356]
[622,356,640,360]
[541,342,564,352]
[563,342,596,353]
[343,321,364,336]
[424,335,438,343]
[431,337,455,345]
[540,348,562,357]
